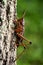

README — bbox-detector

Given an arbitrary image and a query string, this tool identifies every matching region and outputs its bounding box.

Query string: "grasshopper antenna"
[22,10,26,18]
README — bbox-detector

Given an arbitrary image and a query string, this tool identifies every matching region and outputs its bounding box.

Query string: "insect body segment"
[13,17,24,47]
[13,13,32,48]
[13,14,32,61]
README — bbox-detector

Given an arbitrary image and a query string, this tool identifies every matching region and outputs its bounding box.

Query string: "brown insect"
[13,11,32,62]
[13,11,32,48]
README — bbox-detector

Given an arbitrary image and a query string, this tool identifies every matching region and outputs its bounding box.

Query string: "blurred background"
[17,0,43,65]
[4,0,43,65]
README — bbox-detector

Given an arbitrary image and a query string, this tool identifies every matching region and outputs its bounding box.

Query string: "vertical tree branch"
[0,0,17,65]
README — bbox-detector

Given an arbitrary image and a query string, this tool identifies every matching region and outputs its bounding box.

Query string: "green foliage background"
[17,0,43,65]
[4,0,43,65]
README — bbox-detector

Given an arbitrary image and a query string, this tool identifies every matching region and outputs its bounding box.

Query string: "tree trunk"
[0,0,17,65]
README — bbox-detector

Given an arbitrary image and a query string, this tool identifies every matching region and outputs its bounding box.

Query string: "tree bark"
[0,0,17,65]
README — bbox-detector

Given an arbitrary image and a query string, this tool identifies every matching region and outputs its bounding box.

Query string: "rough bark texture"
[0,0,17,65]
